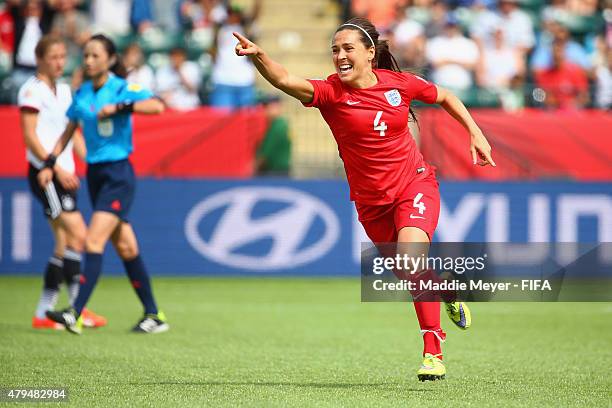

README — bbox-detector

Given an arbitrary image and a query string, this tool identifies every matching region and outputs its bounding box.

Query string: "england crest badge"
[384,89,402,106]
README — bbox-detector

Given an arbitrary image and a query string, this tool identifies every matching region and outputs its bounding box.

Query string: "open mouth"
[338,63,353,75]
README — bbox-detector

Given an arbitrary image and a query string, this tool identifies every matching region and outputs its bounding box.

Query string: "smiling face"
[331,29,375,85]
[83,39,113,79]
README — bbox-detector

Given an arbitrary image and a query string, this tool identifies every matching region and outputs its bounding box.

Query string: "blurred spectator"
[535,40,589,110]
[210,2,261,109]
[595,47,612,108]
[451,0,495,7]
[50,0,90,58]
[0,3,15,56]
[90,0,131,36]
[425,16,479,90]
[256,95,291,177]
[472,0,534,56]
[455,0,498,35]
[180,0,227,29]
[8,0,57,101]
[337,0,352,24]
[150,0,182,33]
[350,0,403,31]
[390,6,426,69]
[476,28,524,89]
[155,46,201,110]
[131,0,154,33]
[124,43,154,90]
[476,28,525,111]
[531,21,591,71]
[424,0,448,38]
[541,0,572,24]
[566,0,597,16]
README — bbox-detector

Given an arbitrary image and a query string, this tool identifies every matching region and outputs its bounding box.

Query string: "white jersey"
[18,76,75,173]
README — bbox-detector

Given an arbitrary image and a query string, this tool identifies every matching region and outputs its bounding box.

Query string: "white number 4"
[373,111,387,137]
[414,193,426,214]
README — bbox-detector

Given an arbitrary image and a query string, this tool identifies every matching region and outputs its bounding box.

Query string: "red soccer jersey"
[0,9,14,53]
[303,68,438,205]
[534,63,588,110]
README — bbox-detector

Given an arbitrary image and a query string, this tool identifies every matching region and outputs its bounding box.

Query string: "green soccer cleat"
[46,307,83,335]
[445,301,471,330]
[417,353,446,382]
[132,311,169,334]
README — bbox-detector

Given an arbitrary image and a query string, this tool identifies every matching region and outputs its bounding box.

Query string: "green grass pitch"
[1,276,611,407]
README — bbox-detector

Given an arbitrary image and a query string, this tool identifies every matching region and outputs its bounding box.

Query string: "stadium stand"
[1,0,609,178]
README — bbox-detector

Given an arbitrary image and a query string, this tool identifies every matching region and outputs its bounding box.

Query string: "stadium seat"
[147,52,170,71]
[562,14,605,36]
[518,0,546,13]
[185,28,215,60]
[138,29,183,55]
[108,33,136,53]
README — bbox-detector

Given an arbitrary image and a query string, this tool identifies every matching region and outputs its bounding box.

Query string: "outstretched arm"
[234,32,314,103]
[435,86,496,167]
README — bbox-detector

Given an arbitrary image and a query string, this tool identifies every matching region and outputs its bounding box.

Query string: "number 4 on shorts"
[414,193,426,214]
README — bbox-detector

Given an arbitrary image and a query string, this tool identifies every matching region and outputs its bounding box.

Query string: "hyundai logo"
[185,187,340,270]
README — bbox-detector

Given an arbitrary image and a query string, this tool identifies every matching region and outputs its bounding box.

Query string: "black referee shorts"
[27,164,78,220]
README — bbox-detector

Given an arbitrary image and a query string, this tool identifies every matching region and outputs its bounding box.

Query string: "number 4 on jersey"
[373,111,387,137]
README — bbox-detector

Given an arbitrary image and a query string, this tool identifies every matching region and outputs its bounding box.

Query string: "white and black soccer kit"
[18,76,77,219]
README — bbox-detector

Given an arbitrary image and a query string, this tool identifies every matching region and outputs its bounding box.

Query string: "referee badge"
[384,89,402,107]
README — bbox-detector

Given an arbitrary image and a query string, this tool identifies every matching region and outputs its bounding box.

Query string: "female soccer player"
[234,17,495,381]
[19,35,106,330]
[39,34,169,335]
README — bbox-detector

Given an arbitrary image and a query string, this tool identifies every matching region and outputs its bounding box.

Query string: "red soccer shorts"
[355,166,441,243]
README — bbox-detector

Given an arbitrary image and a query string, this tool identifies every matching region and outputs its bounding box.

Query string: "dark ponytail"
[373,40,401,72]
[336,17,419,124]
[88,34,128,78]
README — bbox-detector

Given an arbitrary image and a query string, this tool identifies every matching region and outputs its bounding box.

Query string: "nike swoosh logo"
[410,214,425,219]
[347,100,360,105]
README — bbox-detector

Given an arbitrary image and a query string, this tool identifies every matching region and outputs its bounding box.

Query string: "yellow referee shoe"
[417,353,446,382]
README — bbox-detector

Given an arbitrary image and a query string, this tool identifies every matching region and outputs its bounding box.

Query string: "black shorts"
[87,159,135,222]
[27,164,78,220]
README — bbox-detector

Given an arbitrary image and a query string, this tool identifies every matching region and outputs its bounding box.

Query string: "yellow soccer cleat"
[445,301,471,330]
[417,353,446,382]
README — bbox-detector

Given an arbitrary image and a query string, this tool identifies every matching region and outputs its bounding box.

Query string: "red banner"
[1,107,267,178]
[2,107,611,180]
[418,108,612,181]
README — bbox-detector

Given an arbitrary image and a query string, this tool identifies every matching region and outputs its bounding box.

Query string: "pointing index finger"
[233,31,250,45]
